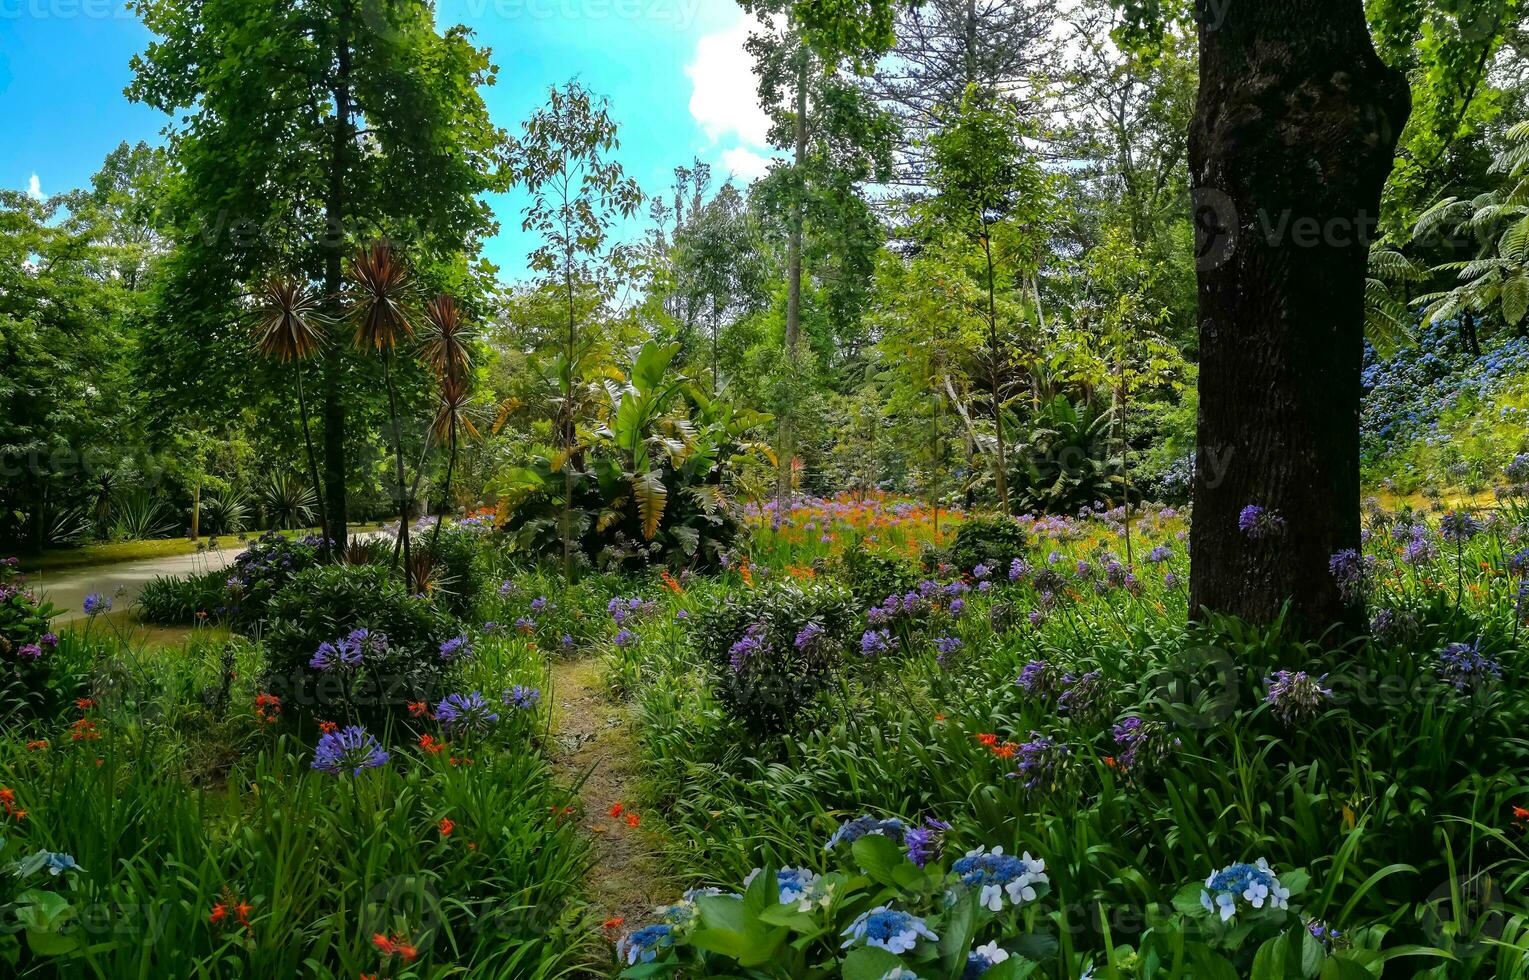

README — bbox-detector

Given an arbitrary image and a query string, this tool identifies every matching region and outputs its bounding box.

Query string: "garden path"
[548,656,672,940]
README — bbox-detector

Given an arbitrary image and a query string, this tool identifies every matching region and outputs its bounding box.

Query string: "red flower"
[439,817,454,836]
[318,720,338,734]
[975,733,998,747]
[408,701,431,719]
[75,698,96,712]
[608,802,624,818]
[255,693,282,724]
[418,733,446,754]
[603,916,625,934]
[990,742,1017,760]
[625,812,641,828]
[25,740,47,752]
[209,903,227,924]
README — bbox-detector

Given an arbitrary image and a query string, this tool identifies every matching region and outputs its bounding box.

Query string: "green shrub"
[691,582,857,738]
[137,569,227,625]
[944,514,1028,575]
[828,547,920,607]
[0,559,62,717]
[421,524,488,619]
[261,564,457,731]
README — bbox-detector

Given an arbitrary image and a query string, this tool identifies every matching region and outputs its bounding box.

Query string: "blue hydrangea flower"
[435,692,499,731]
[841,905,938,954]
[1199,858,1290,921]
[744,866,820,905]
[964,940,1011,979]
[952,846,1048,911]
[618,923,673,964]
[43,852,82,876]
[311,725,390,776]
[825,814,907,849]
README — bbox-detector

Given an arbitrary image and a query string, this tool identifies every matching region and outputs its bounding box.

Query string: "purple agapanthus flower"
[860,628,893,657]
[82,593,111,616]
[904,817,951,868]
[1010,733,1070,790]
[1439,510,1483,544]
[309,640,361,672]
[728,623,768,672]
[1263,671,1333,725]
[794,622,826,651]
[1238,505,1285,540]
[311,725,390,776]
[439,634,473,662]
[504,685,541,710]
[434,692,499,731]
[1436,638,1502,690]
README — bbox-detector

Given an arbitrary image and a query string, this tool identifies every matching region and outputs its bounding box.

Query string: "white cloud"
[26,174,41,200]
[686,16,772,151]
[720,146,775,182]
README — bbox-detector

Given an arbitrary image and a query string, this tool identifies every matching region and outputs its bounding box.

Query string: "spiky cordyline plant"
[347,239,417,589]
[421,294,477,554]
[251,275,332,553]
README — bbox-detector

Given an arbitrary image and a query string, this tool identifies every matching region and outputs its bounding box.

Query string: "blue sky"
[0,0,777,282]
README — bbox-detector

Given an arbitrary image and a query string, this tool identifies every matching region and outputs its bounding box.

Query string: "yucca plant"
[260,471,316,531]
[200,484,252,536]
[251,275,332,553]
[347,239,416,590]
[110,491,175,540]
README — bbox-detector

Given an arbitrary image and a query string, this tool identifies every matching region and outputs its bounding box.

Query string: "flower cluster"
[728,622,769,673]
[504,685,541,710]
[1008,733,1070,791]
[1199,858,1290,921]
[311,725,390,776]
[825,814,907,850]
[309,627,387,671]
[1436,638,1502,690]
[1109,716,1179,773]
[841,906,938,954]
[904,817,950,868]
[1263,670,1333,725]
[438,634,472,662]
[434,692,499,732]
[1238,505,1285,540]
[952,846,1048,911]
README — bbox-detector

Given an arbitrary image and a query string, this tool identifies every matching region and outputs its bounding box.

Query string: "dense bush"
[828,547,921,608]
[261,564,457,731]
[224,531,323,627]
[421,523,489,619]
[1007,395,1123,514]
[943,513,1029,574]
[137,569,227,625]
[691,581,858,738]
[0,558,61,716]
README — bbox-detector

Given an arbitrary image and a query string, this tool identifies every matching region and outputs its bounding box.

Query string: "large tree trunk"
[777,45,809,502]
[1188,1,1409,634]
[322,0,354,553]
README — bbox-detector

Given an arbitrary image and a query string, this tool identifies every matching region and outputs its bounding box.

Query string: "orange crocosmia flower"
[418,734,446,754]
[608,802,623,818]
[209,903,227,924]
[318,720,338,735]
[75,698,96,712]
[934,714,946,722]
[25,740,46,751]
[439,817,455,836]
[372,934,397,956]
[975,733,999,747]
[408,701,430,718]
[625,812,641,828]
[1513,806,1529,822]
[235,903,254,928]
[603,916,625,933]
[990,743,1017,760]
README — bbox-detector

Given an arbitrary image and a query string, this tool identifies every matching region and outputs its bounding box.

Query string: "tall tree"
[741,4,896,495]
[870,0,1062,189]
[512,82,643,578]
[926,85,1050,513]
[129,0,507,549]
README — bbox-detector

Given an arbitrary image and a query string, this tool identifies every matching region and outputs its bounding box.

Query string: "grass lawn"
[17,523,387,573]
